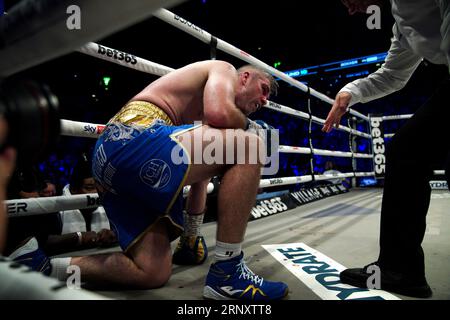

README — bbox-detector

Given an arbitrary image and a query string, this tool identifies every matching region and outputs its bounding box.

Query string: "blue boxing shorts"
[92,118,197,252]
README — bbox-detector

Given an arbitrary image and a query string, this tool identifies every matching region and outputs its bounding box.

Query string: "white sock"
[215,241,241,261]
[183,211,204,237]
[50,257,72,281]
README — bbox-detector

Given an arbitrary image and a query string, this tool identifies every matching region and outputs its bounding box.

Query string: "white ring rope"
[5,194,101,217]
[77,42,174,76]
[61,119,106,138]
[265,101,371,138]
[278,145,372,159]
[8,171,382,216]
[152,9,370,123]
[61,117,373,159]
[382,114,413,121]
[354,172,376,177]
[382,114,413,138]
[315,173,355,182]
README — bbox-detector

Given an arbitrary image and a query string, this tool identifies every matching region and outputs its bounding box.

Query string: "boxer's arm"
[340,25,422,107]
[203,61,247,129]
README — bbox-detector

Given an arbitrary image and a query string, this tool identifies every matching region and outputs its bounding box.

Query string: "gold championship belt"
[109,101,174,127]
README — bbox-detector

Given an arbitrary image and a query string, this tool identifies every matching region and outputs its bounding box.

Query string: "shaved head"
[237,65,279,96]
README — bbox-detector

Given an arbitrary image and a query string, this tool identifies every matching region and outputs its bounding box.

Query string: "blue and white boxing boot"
[203,251,288,300]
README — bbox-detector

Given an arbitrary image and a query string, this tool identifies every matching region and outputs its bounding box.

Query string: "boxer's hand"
[245,118,274,131]
[246,119,274,159]
[322,91,352,133]
[245,118,262,131]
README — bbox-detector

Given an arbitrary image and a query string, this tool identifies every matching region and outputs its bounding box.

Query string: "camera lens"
[0,80,60,164]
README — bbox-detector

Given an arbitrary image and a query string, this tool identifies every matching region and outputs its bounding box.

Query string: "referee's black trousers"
[378,77,450,277]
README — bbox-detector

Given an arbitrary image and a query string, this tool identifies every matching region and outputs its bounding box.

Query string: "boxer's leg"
[176,125,288,300]
[177,126,263,247]
[70,219,171,288]
[172,179,210,265]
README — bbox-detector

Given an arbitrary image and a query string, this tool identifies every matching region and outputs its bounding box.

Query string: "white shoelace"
[237,259,264,286]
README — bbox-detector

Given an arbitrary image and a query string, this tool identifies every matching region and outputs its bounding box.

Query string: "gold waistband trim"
[108,101,174,127]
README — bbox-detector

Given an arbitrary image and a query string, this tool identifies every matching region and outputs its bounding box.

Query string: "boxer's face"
[236,71,271,115]
[341,0,383,15]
